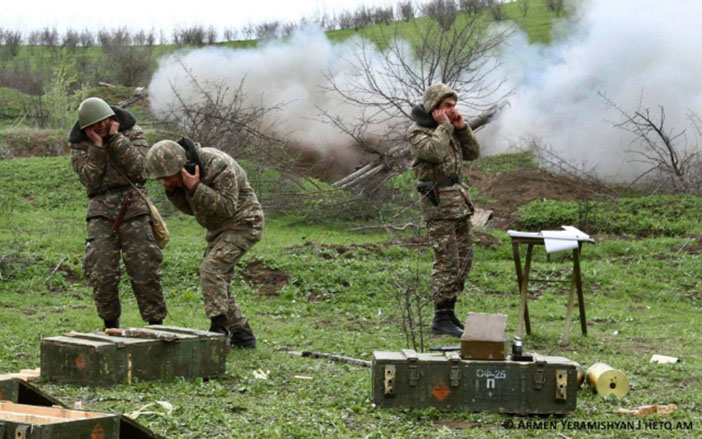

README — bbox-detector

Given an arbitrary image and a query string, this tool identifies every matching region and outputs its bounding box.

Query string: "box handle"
[384,365,396,396]
[555,369,568,401]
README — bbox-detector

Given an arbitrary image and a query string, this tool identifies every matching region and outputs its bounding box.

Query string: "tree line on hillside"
[0,0,569,51]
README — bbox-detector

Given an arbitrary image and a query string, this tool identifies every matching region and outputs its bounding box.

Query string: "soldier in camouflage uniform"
[70,97,167,329]
[146,139,263,348]
[408,84,480,337]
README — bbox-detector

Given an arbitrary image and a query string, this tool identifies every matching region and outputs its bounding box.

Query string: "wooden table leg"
[515,243,534,338]
[574,243,587,335]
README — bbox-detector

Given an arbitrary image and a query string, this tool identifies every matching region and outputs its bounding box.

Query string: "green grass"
[0,155,700,438]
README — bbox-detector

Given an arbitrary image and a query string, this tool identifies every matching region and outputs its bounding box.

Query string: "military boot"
[448,297,464,330]
[104,319,119,329]
[431,301,463,337]
[229,321,256,349]
[209,315,229,336]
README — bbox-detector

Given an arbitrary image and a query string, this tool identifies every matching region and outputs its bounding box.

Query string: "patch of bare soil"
[1,128,67,158]
[240,259,291,297]
[469,168,606,230]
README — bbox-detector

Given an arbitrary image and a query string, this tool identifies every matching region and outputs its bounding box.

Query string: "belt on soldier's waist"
[89,183,144,199]
[420,175,462,188]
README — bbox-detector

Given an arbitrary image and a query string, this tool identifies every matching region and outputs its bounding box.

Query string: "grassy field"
[0,156,700,438]
[0,1,699,437]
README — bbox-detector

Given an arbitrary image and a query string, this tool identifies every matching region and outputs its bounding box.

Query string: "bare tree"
[27,31,41,46]
[3,30,22,57]
[421,0,458,31]
[397,1,415,20]
[39,27,59,47]
[133,30,147,46]
[99,28,153,86]
[459,0,485,15]
[223,28,238,42]
[487,0,506,21]
[160,60,283,159]
[256,21,281,40]
[176,26,206,46]
[79,29,95,47]
[604,94,702,194]
[206,26,218,45]
[281,22,298,37]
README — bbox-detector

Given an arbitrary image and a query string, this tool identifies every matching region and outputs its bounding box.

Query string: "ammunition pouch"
[416,175,462,207]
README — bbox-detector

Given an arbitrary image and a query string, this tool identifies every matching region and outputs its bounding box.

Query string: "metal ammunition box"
[40,326,226,387]
[0,401,120,439]
[372,350,578,415]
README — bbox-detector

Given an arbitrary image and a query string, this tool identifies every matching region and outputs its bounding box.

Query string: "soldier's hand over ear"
[85,126,103,147]
[451,111,465,129]
[181,165,200,191]
[432,108,451,124]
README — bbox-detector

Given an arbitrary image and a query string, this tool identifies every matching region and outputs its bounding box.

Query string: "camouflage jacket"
[167,146,264,242]
[408,109,480,221]
[69,107,152,222]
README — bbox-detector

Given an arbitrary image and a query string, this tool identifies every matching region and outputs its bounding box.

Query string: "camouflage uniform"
[165,145,264,333]
[408,84,480,304]
[69,107,167,324]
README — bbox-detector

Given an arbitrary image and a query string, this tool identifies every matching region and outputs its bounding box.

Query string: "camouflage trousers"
[84,215,167,323]
[201,224,262,332]
[426,215,474,303]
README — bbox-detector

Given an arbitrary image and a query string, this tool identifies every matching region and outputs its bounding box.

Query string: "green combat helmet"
[78,97,115,129]
[146,140,187,178]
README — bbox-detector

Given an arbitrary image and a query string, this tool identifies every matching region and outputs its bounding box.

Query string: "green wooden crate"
[146,325,227,378]
[372,350,577,415]
[0,401,120,439]
[40,326,226,386]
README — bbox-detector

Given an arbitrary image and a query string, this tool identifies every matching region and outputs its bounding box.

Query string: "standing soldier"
[69,97,167,329]
[146,139,263,348]
[408,84,480,337]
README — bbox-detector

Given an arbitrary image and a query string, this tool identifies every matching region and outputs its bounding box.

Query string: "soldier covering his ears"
[70,97,168,329]
[408,84,480,337]
[146,139,264,348]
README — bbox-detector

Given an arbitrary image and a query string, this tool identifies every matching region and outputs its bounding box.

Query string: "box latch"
[408,365,419,387]
[555,369,568,401]
[384,365,396,396]
[533,369,545,390]
[450,365,461,388]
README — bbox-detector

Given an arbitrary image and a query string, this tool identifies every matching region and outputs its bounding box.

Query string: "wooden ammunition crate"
[0,402,119,439]
[372,350,578,415]
[40,326,226,386]
[0,378,161,439]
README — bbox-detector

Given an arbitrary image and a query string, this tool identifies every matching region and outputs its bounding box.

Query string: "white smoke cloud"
[485,0,702,182]
[148,27,392,157]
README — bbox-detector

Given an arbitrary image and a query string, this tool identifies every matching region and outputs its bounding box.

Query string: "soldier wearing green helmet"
[408,84,480,337]
[69,97,168,330]
[146,138,264,349]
